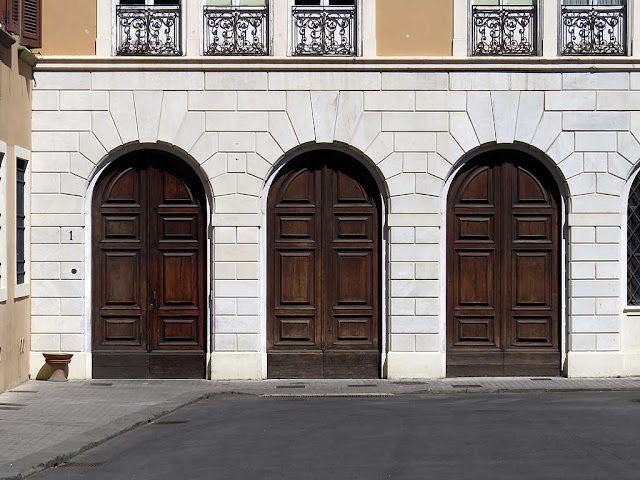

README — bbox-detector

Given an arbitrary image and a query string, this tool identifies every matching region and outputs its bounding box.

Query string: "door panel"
[447,151,560,377]
[93,151,206,379]
[268,152,381,378]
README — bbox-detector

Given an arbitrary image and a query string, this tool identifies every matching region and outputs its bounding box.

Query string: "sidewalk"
[1,376,640,479]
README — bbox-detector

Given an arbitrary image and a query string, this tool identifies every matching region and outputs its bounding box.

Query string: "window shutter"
[21,0,40,48]
[0,1,6,29]
[7,0,19,34]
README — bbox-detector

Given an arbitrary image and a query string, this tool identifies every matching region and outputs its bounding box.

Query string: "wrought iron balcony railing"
[292,5,357,56]
[471,5,536,56]
[561,5,626,55]
[116,4,182,56]
[203,6,269,56]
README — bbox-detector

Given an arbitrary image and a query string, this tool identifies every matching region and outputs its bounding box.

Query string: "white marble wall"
[29,66,640,379]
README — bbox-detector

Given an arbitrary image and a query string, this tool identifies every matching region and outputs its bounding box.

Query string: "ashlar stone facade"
[28,63,640,379]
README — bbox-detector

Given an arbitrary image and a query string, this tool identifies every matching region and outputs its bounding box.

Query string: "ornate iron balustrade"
[561,5,626,55]
[203,6,268,56]
[292,6,357,56]
[116,5,181,56]
[471,5,536,56]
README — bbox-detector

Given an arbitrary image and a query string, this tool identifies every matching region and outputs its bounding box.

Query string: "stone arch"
[442,142,570,204]
[261,142,391,212]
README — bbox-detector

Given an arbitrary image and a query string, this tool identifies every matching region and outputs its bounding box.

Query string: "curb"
[0,390,212,480]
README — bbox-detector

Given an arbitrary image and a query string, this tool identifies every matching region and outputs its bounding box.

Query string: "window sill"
[14,283,29,300]
[624,306,640,315]
[0,288,6,303]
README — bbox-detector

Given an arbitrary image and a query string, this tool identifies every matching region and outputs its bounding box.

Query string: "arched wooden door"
[267,151,382,378]
[92,151,206,379]
[446,150,561,377]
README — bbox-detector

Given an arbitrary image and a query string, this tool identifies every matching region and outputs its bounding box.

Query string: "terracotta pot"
[43,353,73,382]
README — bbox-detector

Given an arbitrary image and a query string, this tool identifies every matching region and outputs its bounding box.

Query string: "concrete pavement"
[1,376,640,479]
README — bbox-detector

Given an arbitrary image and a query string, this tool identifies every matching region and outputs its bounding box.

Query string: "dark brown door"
[447,150,560,377]
[267,151,381,378]
[92,151,206,379]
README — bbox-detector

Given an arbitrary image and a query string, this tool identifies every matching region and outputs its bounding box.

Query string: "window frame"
[112,0,186,56]
[288,0,361,56]
[0,141,7,303]
[201,0,272,56]
[468,0,540,56]
[14,146,29,300]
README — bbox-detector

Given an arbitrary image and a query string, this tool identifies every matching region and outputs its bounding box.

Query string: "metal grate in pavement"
[8,390,38,393]
[262,393,393,398]
[276,385,306,389]
[153,420,189,425]
[60,462,104,468]
[0,406,23,410]
[91,383,113,387]
[530,378,553,381]
[391,381,428,386]
[452,384,482,388]
[348,384,378,388]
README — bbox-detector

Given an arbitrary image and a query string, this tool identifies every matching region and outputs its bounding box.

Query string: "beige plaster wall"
[0,39,32,394]
[36,0,96,56]
[376,0,453,56]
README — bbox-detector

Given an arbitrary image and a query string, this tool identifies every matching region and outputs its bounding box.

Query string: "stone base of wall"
[566,352,624,377]
[209,352,266,380]
[386,352,446,379]
[29,352,91,380]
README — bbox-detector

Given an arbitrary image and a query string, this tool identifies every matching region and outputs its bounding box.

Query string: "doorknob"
[150,290,156,310]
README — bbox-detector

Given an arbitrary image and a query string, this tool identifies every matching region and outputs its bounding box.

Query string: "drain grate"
[8,390,38,393]
[348,384,378,388]
[60,462,104,468]
[0,403,26,407]
[276,385,306,389]
[91,383,113,387]
[451,384,482,388]
[153,420,188,425]
[530,378,553,381]
[391,381,428,386]
[263,393,393,398]
[0,406,22,410]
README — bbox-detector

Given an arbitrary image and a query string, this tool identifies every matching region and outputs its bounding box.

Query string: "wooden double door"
[447,151,561,377]
[92,151,206,379]
[267,151,382,378]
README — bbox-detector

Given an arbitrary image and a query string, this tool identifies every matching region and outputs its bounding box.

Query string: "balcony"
[115,4,182,56]
[561,4,626,55]
[203,6,269,56]
[291,5,357,56]
[471,4,536,56]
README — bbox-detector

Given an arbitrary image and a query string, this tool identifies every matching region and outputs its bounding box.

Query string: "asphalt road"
[34,391,640,480]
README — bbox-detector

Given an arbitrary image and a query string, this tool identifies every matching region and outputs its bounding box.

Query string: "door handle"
[150,290,156,311]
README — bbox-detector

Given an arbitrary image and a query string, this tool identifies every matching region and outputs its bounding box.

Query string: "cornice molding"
[34,56,640,72]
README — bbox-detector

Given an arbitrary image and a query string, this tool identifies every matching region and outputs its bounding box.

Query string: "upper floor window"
[0,0,42,48]
[471,0,537,56]
[203,0,268,56]
[116,0,182,56]
[561,0,626,55]
[0,146,6,303]
[292,0,358,56]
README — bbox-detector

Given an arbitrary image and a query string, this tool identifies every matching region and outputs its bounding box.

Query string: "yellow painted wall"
[36,0,96,56]
[377,0,454,56]
[0,39,32,394]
